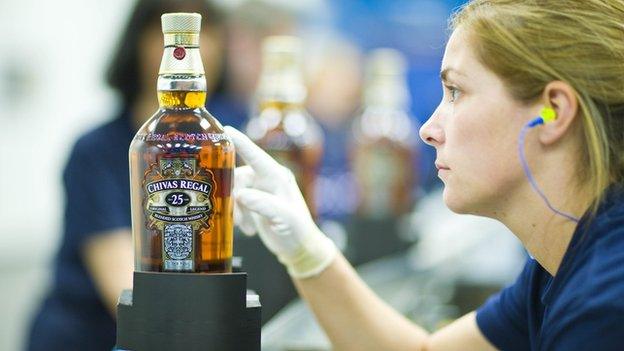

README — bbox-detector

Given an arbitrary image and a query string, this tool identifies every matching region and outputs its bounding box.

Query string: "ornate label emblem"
[163,224,193,270]
[142,156,216,271]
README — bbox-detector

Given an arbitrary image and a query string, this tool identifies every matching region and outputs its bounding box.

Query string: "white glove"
[224,126,338,279]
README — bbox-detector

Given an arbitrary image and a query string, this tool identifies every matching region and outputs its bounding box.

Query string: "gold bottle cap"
[366,48,407,78]
[161,13,201,33]
[258,36,306,103]
[159,13,204,74]
[262,36,302,68]
[161,13,201,47]
[263,36,302,54]
[364,48,410,110]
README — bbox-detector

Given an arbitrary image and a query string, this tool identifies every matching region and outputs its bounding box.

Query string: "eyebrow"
[440,68,465,83]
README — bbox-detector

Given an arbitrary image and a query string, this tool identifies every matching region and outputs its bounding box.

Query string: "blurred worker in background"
[26,1,227,350]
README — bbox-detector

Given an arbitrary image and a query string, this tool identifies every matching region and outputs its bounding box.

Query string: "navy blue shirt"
[315,122,358,222]
[477,186,624,350]
[27,113,134,351]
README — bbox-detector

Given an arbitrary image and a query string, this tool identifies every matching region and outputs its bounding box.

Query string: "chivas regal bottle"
[351,49,418,219]
[245,36,323,216]
[129,13,234,273]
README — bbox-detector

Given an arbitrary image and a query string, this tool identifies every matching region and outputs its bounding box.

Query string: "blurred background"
[0,0,526,350]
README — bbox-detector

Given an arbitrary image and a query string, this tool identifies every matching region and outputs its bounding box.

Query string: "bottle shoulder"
[247,105,323,147]
[130,107,233,151]
[351,107,416,146]
[140,108,223,130]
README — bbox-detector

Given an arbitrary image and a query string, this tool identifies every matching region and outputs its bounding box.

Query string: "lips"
[435,161,450,170]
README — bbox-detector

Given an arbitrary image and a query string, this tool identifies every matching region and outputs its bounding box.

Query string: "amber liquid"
[351,138,416,217]
[129,91,234,273]
[251,100,322,217]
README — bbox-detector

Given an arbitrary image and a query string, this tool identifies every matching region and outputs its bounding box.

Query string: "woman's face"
[420,27,538,217]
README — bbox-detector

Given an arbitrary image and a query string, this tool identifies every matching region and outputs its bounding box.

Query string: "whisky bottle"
[245,36,323,216]
[129,13,235,273]
[351,48,417,219]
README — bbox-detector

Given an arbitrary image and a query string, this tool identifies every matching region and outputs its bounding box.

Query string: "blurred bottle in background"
[214,1,302,325]
[351,48,418,219]
[210,0,297,131]
[306,36,363,256]
[329,0,465,192]
[347,48,419,265]
[246,36,323,216]
[221,3,305,326]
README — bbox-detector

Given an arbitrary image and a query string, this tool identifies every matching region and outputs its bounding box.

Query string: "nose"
[419,107,445,147]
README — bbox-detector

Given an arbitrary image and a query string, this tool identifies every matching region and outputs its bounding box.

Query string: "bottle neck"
[256,64,306,105]
[157,41,207,109]
[364,75,410,111]
[157,76,207,108]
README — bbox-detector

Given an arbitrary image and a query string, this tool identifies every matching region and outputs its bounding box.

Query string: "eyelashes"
[443,84,461,103]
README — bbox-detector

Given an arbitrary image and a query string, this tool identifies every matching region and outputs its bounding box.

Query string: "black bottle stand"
[115,271,261,351]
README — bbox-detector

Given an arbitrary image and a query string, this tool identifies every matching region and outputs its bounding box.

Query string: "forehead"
[441,28,485,81]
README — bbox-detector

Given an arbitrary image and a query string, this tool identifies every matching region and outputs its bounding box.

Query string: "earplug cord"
[518,117,580,223]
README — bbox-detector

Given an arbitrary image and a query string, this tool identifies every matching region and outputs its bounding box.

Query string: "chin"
[443,183,506,220]
[442,186,468,214]
[442,185,481,215]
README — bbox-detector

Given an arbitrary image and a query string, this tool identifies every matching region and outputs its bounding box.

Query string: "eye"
[444,84,461,103]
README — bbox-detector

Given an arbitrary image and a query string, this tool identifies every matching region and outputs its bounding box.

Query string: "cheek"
[442,111,523,211]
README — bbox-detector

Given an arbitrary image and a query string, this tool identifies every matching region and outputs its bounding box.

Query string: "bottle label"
[356,146,402,218]
[142,156,216,271]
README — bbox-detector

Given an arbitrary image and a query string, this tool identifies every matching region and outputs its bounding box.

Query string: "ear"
[537,81,579,145]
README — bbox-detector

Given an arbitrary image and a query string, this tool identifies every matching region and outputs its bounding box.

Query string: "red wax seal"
[173,46,186,60]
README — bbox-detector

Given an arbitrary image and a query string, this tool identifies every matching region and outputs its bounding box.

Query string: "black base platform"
[116,271,261,351]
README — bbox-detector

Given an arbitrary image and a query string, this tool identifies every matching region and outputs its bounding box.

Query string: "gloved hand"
[224,126,338,279]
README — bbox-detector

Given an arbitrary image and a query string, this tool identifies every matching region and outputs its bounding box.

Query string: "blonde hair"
[451,0,624,211]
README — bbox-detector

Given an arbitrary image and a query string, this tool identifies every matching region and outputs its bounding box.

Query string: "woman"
[227,0,624,350]
[26,1,226,350]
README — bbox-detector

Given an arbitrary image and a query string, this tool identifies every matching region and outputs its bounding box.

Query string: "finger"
[240,204,258,236]
[237,189,300,256]
[224,126,280,177]
[236,188,284,221]
[233,199,256,236]
[249,211,286,256]
[232,167,258,235]
[234,165,255,189]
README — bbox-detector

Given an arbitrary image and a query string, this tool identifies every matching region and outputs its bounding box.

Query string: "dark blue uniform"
[27,113,134,351]
[315,122,358,222]
[477,186,624,350]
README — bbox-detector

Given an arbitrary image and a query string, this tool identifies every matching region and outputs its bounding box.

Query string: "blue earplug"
[519,107,580,223]
[528,107,557,127]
